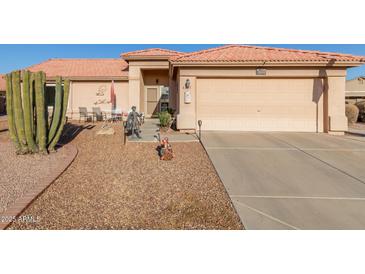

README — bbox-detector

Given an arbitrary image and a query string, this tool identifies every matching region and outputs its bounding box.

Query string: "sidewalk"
[346,123,365,139]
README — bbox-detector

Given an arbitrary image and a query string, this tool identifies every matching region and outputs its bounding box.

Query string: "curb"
[0,144,78,230]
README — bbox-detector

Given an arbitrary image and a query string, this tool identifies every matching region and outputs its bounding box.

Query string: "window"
[161,87,169,100]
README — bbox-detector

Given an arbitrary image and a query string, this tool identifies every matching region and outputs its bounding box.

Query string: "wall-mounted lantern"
[184,79,192,104]
[185,79,191,89]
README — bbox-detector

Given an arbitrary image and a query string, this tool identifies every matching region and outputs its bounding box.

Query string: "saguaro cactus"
[6,70,70,155]
[5,73,20,152]
[48,79,70,151]
[48,76,62,143]
[29,73,35,135]
[11,70,28,154]
[34,72,47,153]
[22,70,37,153]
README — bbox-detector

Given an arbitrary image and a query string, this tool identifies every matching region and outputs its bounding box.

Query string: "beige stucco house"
[25,45,365,134]
[345,76,365,103]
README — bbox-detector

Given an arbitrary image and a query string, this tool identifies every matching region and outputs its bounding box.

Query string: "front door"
[145,86,160,117]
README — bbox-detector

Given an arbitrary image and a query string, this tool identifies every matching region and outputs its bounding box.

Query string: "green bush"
[167,108,176,116]
[158,111,172,128]
[345,104,359,124]
[355,101,365,122]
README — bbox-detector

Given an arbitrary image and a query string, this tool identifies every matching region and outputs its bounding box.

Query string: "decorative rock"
[96,125,115,135]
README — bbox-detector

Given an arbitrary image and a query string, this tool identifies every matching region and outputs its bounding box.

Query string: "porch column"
[326,75,348,134]
[128,66,141,111]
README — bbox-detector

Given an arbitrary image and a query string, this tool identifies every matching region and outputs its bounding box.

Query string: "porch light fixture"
[185,79,191,89]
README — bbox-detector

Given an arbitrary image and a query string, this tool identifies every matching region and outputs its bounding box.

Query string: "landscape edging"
[0,144,78,230]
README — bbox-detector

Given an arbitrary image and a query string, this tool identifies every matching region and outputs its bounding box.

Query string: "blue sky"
[0,44,364,79]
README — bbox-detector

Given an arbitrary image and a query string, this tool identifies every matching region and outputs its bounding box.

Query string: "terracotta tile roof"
[27,58,129,78]
[0,74,5,91]
[170,45,365,63]
[121,48,183,58]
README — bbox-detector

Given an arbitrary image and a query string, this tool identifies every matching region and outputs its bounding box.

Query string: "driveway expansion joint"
[269,134,365,186]
[233,199,299,230]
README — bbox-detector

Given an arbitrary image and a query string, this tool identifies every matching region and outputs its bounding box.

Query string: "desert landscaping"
[1,122,243,230]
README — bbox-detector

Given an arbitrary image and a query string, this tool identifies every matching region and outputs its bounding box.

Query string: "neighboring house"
[0,74,6,115]
[345,76,365,103]
[15,45,365,134]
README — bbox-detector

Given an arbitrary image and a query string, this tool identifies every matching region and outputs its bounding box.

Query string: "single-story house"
[22,45,365,134]
[0,74,6,114]
[345,76,365,103]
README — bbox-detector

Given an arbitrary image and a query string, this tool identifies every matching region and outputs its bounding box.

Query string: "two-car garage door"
[197,78,322,132]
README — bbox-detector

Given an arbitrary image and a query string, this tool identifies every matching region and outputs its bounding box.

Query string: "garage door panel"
[197,78,321,132]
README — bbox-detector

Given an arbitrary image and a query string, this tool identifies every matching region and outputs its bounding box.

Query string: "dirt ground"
[7,123,243,229]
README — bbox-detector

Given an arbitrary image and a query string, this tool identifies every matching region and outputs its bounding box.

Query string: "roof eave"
[45,76,129,81]
[170,60,365,68]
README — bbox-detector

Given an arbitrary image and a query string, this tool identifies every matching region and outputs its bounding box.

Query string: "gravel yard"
[0,115,7,133]
[8,123,242,229]
[0,131,76,216]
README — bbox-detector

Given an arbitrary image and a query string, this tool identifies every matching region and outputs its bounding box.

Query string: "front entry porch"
[140,69,171,118]
[144,85,170,117]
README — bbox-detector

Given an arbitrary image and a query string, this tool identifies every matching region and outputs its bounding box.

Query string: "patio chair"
[79,107,92,123]
[92,107,106,122]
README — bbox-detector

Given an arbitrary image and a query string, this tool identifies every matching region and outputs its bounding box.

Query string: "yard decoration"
[5,70,70,155]
[158,137,174,161]
[126,106,142,139]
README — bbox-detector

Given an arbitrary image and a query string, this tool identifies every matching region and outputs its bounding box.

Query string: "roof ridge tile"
[121,48,183,57]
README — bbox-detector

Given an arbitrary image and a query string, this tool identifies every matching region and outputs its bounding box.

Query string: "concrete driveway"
[201,132,365,229]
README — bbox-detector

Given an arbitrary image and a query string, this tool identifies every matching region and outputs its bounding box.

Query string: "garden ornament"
[158,137,174,161]
[126,106,142,139]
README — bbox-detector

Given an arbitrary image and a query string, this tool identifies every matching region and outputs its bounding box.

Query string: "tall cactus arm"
[11,70,28,154]
[34,71,47,153]
[48,79,70,151]
[48,76,62,144]
[41,71,50,134]
[29,72,35,136]
[5,73,21,152]
[22,70,37,153]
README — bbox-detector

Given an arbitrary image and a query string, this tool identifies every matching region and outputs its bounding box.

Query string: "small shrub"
[158,111,172,128]
[345,104,359,124]
[355,101,365,122]
[167,108,176,116]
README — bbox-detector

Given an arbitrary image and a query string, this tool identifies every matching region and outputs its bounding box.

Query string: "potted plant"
[158,111,172,132]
